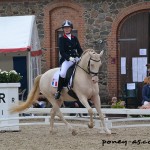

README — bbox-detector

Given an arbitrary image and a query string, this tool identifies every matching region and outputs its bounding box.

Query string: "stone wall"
[0,0,146,104]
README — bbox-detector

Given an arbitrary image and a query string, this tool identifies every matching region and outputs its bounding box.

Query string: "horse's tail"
[10,75,42,113]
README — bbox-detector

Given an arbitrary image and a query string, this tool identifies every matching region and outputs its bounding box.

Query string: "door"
[13,56,27,98]
[118,12,149,106]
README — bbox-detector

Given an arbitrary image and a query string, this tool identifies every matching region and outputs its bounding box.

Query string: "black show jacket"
[59,34,83,64]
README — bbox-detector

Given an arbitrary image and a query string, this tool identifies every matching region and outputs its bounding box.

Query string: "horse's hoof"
[106,129,111,135]
[72,129,77,136]
[104,128,111,135]
[88,123,94,128]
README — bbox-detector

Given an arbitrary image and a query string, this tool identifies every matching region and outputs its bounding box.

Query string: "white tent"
[0,15,42,94]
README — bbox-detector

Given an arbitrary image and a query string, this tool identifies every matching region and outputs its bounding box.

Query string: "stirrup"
[54,91,61,99]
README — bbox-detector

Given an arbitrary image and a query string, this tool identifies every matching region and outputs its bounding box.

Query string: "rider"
[54,20,83,99]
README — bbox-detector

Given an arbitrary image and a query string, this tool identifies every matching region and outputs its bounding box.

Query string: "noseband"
[87,58,101,77]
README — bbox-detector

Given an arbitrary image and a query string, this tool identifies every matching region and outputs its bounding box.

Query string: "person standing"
[55,20,83,99]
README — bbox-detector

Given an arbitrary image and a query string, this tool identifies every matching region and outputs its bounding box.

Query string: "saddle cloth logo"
[51,71,59,87]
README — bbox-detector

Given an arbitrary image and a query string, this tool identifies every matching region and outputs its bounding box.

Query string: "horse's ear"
[89,50,95,56]
[99,50,104,57]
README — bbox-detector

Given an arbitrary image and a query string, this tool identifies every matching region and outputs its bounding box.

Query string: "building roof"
[0,15,41,55]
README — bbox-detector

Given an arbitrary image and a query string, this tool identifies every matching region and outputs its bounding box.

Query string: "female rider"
[55,20,83,99]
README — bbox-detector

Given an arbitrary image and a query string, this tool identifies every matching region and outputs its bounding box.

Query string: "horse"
[10,49,111,135]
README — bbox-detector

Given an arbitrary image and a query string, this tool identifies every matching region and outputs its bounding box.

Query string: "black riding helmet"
[62,20,73,29]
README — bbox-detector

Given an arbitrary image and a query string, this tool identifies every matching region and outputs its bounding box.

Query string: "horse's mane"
[81,48,96,57]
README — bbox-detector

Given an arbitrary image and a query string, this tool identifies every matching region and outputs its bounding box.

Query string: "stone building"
[0,0,150,104]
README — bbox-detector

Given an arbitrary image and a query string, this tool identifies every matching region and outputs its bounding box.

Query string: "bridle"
[76,56,101,77]
[88,58,101,77]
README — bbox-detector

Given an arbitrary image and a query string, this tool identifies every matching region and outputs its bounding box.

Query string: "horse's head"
[88,50,104,83]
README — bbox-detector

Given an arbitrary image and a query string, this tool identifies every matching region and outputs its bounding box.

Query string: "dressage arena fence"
[1,108,150,130]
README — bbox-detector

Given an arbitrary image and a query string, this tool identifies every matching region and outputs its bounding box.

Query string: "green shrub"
[0,69,22,83]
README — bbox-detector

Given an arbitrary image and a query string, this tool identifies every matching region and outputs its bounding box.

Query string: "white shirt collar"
[65,34,71,40]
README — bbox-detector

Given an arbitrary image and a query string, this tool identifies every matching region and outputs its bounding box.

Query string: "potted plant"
[111,97,125,108]
[0,69,22,83]
[106,97,126,118]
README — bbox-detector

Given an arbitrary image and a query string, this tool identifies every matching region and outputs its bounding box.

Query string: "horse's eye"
[91,63,94,67]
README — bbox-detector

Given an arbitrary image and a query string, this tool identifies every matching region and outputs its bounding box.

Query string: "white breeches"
[60,57,80,78]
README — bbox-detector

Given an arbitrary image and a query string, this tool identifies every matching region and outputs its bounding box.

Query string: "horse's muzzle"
[92,76,99,83]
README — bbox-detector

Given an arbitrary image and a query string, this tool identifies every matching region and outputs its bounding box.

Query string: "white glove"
[69,57,75,62]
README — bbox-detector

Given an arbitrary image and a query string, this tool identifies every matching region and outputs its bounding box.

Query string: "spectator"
[141,76,150,106]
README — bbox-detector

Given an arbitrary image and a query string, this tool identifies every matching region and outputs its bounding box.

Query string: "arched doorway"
[43,1,84,69]
[118,12,149,107]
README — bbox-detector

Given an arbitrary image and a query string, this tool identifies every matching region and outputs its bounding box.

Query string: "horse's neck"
[78,53,89,72]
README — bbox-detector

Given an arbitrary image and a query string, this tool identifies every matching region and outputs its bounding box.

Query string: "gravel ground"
[0,121,150,150]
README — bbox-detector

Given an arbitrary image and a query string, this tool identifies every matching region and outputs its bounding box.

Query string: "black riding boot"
[54,76,65,99]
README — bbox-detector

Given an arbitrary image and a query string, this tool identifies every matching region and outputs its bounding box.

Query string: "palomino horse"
[11,49,111,135]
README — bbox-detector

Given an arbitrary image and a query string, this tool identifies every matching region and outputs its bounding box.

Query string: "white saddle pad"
[51,70,73,88]
[51,70,59,87]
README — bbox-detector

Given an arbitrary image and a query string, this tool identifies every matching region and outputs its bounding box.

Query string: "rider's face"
[63,26,72,34]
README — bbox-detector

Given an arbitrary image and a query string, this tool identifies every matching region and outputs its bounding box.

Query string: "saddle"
[51,64,79,100]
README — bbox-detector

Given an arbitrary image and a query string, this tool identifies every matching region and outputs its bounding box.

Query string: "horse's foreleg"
[49,98,77,135]
[92,95,111,134]
[50,108,56,133]
[78,96,94,128]
[88,108,94,128]
[48,98,61,133]
[56,109,77,136]
[55,100,77,135]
